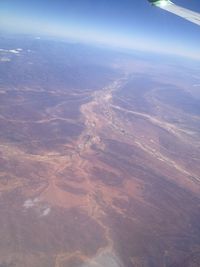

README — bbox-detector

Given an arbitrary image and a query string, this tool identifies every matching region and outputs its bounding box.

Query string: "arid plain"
[0,36,200,267]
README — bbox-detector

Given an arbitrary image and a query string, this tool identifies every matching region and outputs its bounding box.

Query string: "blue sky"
[0,0,200,59]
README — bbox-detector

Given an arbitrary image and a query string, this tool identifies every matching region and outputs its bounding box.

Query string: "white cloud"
[9,49,20,54]
[42,207,51,216]
[0,57,11,62]
[23,198,39,209]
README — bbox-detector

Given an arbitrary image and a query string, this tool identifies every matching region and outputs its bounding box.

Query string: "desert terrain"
[0,36,200,267]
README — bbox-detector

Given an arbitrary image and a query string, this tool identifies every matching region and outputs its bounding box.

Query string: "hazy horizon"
[0,0,200,60]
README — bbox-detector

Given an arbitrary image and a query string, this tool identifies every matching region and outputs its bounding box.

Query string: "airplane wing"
[148,0,200,26]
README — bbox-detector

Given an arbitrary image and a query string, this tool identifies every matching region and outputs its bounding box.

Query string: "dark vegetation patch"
[154,87,200,115]
[114,75,157,113]
[92,167,124,186]
[0,37,119,91]
[57,183,87,195]
[106,191,200,267]
[0,118,84,151]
